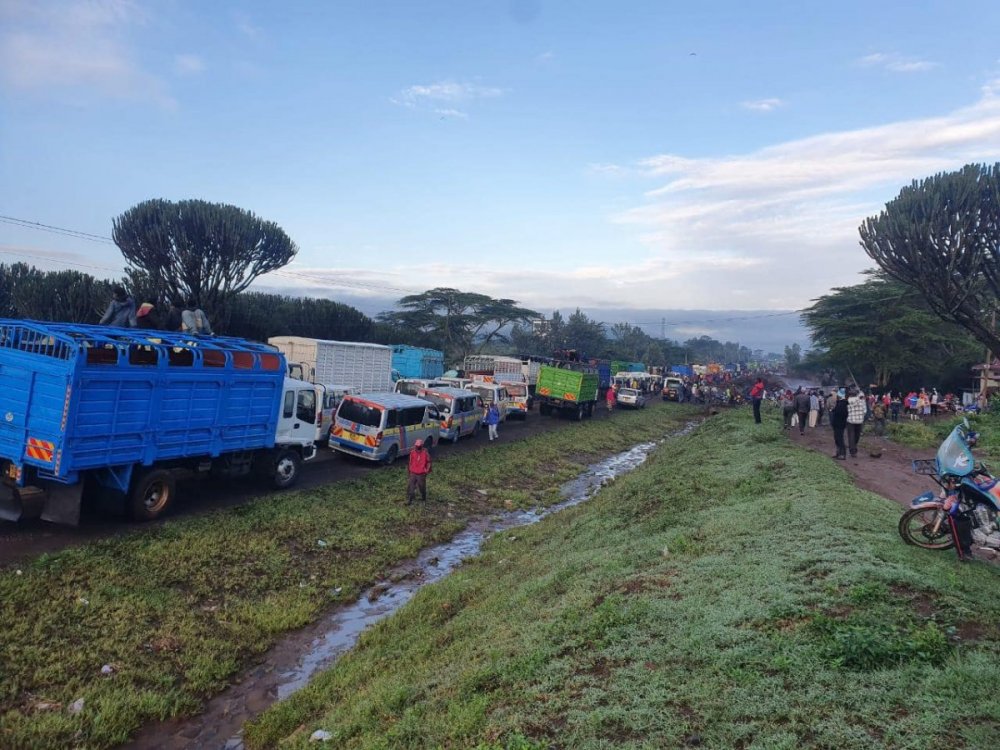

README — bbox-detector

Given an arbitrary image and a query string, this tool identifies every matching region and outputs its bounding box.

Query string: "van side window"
[297,389,316,423]
[386,409,398,428]
[402,406,426,426]
[283,391,294,418]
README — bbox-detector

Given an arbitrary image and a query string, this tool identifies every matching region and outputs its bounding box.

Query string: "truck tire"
[272,449,302,489]
[129,469,176,521]
[575,405,585,421]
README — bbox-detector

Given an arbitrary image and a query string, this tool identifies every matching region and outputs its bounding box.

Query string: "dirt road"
[0,399,654,566]
[783,417,935,507]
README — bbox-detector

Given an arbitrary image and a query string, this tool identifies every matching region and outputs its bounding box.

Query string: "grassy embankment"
[0,402,699,750]
[246,409,1000,750]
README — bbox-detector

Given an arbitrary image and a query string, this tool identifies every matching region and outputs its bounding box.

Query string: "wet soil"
[788,418,935,508]
[124,426,696,750]
[0,403,631,567]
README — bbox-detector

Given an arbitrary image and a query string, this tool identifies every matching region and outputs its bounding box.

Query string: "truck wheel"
[382,445,399,465]
[575,405,585,421]
[272,449,302,489]
[129,469,176,521]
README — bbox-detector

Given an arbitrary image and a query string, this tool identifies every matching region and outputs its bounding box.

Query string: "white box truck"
[267,337,394,393]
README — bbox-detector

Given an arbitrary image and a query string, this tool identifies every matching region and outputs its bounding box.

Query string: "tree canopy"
[112,199,298,316]
[376,288,538,362]
[860,164,1000,353]
[802,273,982,390]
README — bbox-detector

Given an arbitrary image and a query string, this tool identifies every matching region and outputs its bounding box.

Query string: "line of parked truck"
[2,323,661,526]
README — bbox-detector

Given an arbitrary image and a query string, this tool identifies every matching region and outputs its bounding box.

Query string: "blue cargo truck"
[0,320,319,525]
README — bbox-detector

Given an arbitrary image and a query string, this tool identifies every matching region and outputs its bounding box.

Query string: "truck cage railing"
[0,319,283,371]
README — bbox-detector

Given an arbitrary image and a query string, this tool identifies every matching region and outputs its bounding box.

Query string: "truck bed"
[0,321,286,481]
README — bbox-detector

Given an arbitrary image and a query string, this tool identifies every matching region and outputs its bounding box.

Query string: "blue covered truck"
[0,320,319,524]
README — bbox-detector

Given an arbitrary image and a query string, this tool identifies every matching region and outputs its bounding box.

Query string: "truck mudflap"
[0,481,83,525]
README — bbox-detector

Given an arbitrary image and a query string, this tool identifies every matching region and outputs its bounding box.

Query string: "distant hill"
[254,285,811,353]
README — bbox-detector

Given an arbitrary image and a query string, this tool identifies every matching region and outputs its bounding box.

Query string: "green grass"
[0,402,699,750]
[245,411,1000,750]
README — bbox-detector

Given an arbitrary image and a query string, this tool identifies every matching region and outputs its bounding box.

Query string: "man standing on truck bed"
[406,439,432,504]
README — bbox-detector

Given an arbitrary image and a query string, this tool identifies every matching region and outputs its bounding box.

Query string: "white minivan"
[465,382,513,422]
[330,393,440,464]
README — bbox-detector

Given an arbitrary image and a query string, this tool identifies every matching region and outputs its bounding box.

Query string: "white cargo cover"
[268,336,393,393]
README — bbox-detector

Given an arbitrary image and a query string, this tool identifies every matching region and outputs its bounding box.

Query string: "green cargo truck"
[535,365,600,420]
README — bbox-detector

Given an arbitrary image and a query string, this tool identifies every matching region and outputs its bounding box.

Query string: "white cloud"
[174,53,204,75]
[742,97,784,112]
[0,0,173,106]
[435,108,469,120]
[536,50,555,63]
[858,52,938,73]
[591,81,1000,308]
[391,80,504,109]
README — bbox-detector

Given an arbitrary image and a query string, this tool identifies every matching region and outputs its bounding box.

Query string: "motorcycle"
[899,418,1000,560]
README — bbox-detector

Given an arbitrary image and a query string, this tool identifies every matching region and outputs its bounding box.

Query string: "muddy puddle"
[126,423,697,749]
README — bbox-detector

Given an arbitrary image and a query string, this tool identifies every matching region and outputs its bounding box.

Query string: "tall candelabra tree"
[859,163,1000,353]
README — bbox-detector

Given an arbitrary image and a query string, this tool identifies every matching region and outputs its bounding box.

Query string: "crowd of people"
[748,381,967,461]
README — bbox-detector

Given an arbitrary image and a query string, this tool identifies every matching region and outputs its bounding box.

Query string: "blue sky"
[3,0,1000,344]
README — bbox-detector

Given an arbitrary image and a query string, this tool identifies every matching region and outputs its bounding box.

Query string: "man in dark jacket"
[406,439,432,504]
[793,387,811,436]
[831,389,849,460]
[99,285,136,328]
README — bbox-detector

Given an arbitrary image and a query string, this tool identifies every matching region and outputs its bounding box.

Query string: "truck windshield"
[337,399,382,428]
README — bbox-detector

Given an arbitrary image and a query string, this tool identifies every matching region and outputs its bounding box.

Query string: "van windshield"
[469,386,494,402]
[423,394,451,413]
[338,399,382,427]
[505,384,526,397]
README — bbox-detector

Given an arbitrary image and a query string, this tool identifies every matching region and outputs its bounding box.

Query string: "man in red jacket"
[749,377,765,424]
[406,439,432,505]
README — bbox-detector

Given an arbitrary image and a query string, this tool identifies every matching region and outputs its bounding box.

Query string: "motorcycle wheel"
[898,507,955,550]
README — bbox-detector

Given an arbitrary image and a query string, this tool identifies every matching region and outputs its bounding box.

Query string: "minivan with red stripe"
[329,393,440,464]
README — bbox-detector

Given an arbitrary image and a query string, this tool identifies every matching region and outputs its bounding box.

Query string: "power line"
[0,213,420,295]
[0,213,905,328]
[0,215,116,245]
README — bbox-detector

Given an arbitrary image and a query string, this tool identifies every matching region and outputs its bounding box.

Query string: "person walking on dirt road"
[831,388,848,460]
[484,401,501,441]
[846,386,866,458]
[750,378,765,424]
[405,439,432,504]
[794,387,811,436]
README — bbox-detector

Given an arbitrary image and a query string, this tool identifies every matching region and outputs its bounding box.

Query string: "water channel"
[128,422,698,749]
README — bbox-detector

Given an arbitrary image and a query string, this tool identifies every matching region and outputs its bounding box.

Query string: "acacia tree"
[112,199,297,319]
[377,288,537,362]
[860,164,1000,353]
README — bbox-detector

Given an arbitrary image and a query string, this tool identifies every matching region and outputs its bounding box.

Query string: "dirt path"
[784,417,935,508]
